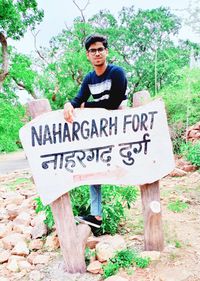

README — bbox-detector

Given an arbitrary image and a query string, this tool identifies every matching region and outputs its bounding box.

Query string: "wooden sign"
[20,98,175,205]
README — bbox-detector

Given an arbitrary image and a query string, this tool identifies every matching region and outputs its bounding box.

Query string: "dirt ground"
[0,162,200,280]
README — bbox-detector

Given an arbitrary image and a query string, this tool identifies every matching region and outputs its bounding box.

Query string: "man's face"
[86,42,108,67]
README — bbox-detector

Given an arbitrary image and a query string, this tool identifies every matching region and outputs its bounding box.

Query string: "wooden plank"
[133,91,164,251]
[27,99,91,273]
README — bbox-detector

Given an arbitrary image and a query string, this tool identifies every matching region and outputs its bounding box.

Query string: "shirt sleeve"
[84,66,127,110]
[70,74,91,108]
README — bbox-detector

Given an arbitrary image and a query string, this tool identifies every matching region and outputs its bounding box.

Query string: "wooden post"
[27,99,91,273]
[133,91,164,251]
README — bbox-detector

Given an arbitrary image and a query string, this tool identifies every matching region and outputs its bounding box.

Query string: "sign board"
[20,98,175,205]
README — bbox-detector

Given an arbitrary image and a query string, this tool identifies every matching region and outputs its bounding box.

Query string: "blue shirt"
[70,64,127,109]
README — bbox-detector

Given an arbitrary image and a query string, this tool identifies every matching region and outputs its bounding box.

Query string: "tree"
[36,6,188,108]
[0,0,44,90]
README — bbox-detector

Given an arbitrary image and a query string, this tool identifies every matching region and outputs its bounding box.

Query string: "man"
[64,34,127,233]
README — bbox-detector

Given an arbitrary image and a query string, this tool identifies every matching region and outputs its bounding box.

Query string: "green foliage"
[167,200,189,213]
[9,53,38,96]
[34,197,55,229]
[0,0,44,39]
[103,249,150,279]
[70,185,90,216]
[0,98,25,152]
[84,247,95,266]
[175,240,182,248]
[160,68,200,125]
[102,185,138,235]
[34,184,138,235]
[180,141,200,167]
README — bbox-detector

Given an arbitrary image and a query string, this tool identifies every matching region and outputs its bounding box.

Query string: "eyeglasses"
[88,47,106,55]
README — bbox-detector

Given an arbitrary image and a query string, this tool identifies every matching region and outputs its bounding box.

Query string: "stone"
[0,208,8,220]
[29,270,42,281]
[44,235,60,251]
[0,223,13,238]
[14,212,31,226]
[169,168,187,177]
[0,250,10,264]
[5,193,25,206]
[11,240,29,256]
[140,251,161,261]
[96,234,126,262]
[87,260,102,274]
[29,239,44,250]
[6,204,19,220]
[31,221,47,239]
[86,236,101,249]
[2,233,25,250]
[27,252,50,265]
[6,258,19,272]
[31,254,50,265]
[18,260,32,271]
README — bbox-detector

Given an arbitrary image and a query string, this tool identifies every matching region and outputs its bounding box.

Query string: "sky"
[9,0,200,55]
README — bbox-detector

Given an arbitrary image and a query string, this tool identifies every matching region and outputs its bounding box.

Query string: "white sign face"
[19,99,175,205]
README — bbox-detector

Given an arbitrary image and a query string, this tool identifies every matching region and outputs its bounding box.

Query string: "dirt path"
[0,150,29,175]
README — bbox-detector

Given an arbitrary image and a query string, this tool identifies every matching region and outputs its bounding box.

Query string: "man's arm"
[64,75,90,122]
[84,67,127,110]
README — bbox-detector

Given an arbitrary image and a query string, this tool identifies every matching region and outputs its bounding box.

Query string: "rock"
[27,252,38,264]
[31,213,46,227]
[18,260,32,271]
[14,212,31,226]
[86,236,101,249]
[29,270,42,281]
[6,204,19,220]
[29,239,44,250]
[182,164,197,172]
[0,250,10,264]
[169,168,187,177]
[87,260,102,274]
[2,233,25,250]
[4,193,25,206]
[140,250,160,261]
[27,252,50,265]
[96,234,126,262]
[6,258,19,272]
[11,241,29,256]
[44,235,60,251]
[31,254,50,265]
[31,215,47,239]
[0,223,13,238]
[0,208,8,220]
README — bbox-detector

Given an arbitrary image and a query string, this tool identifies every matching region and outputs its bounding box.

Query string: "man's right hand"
[64,102,74,123]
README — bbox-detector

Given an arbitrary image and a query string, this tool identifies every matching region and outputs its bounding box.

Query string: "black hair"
[84,34,108,50]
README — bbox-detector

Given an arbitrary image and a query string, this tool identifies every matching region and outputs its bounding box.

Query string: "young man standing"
[64,34,127,233]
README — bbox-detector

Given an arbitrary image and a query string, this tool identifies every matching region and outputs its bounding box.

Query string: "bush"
[0,98,25,152]
[180,141,200,167]
[34,184,138,235]
[103,249,150,279]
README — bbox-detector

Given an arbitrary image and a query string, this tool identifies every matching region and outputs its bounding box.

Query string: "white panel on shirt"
[88,80,112,97]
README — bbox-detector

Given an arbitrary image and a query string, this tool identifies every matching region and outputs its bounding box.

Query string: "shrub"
[34,184,138,235]
[180,141,200,167]
[103,249,150,279]
[0,98,25,152]
[167,200,188,213]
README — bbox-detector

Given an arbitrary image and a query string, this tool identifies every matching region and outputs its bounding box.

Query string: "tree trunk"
[0,32,9,90]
